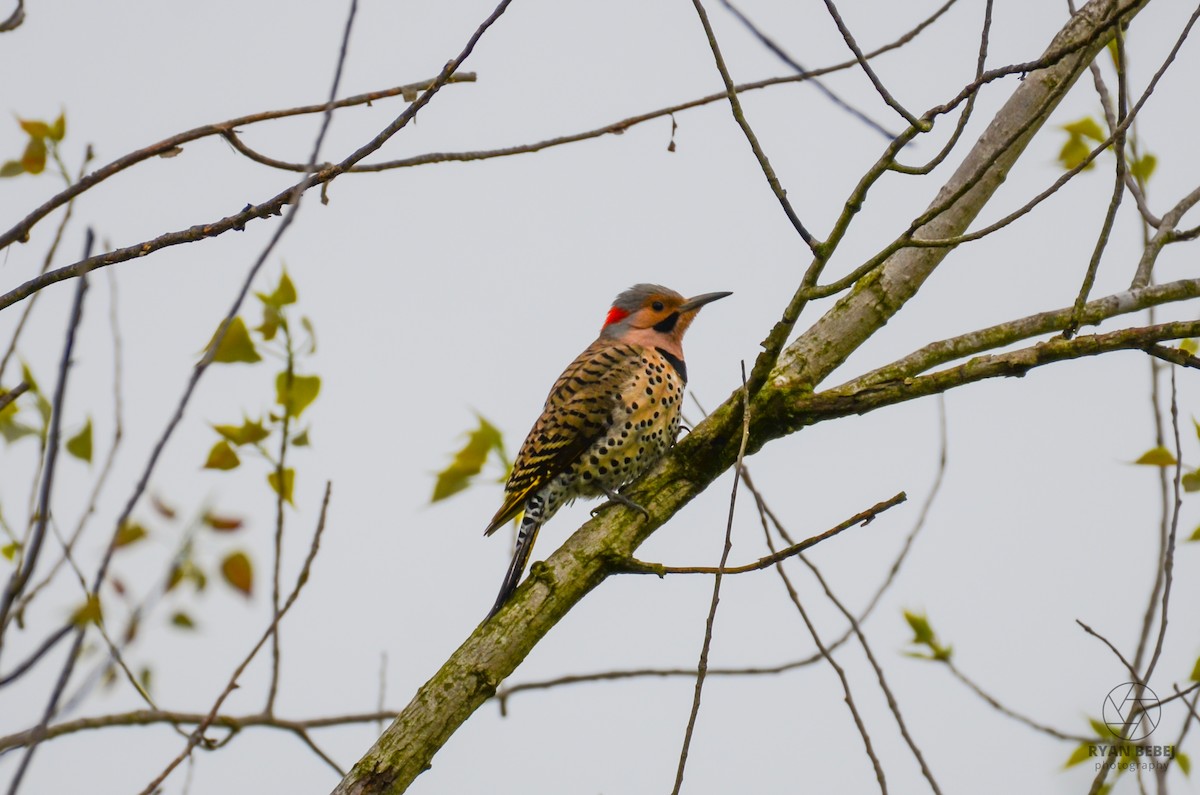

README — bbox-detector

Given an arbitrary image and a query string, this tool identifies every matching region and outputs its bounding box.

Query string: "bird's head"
[599,283,731,355]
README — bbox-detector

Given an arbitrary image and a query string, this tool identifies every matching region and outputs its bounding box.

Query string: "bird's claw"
[596,486,650,518]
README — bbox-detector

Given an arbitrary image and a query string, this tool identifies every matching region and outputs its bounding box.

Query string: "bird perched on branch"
[485,284,731,616]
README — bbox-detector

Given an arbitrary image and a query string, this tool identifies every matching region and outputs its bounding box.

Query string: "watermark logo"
[1102,682,1160,742]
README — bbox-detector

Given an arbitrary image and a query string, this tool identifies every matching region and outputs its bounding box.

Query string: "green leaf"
[1058,135,1094,171]
[17,118,51,139]
[1,541,19,561]
[0,160,23,178]
[300,316,317,353]
[65,417,93,463]
[70,594,103,627]
[1064,742,1092,768]
[1134,446,1176,466]
[1130,153,1157,184]
[903,610,953,662]
[213,417,270,446]
[268,468,295,505]
[1182,338,1199,356]
[256,305,282,341]
[202,511,243,532]
[48,112,66,142]
[139,666,153,695]
[256,270,297,309]
[204,440,240,470]
[170,611,196,630]
[1063,117,1106,143]
[20,135,46,174]
[291,429,310,447]
[275,373,320,418]
[1191,654,1200,682]
[1184,471,1200,493]
[208,316,261,364]
[1178,751,1191,777]
[220,551,253,597]
[113,522,147,549]
[432,415,506,503]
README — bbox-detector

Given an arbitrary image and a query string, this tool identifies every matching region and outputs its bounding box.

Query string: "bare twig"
[717,0,898,139]
[618,493,905,575]
[2,235,91,795]
[0,232,91,642]
[819,0,922,127]
[1142,366,1181,684]
[765,508,888,792]
[1075,619,1140,682]
[944,661,1091,743]
[135,482,333,795]
[1064,27,1128,338]
[0,705,398,753]
[670,363,750,795]
[890,0,993,176]
[0,76,474,254]
[688,0,816,249]
[0,147,93,382]
[0,381,29,413]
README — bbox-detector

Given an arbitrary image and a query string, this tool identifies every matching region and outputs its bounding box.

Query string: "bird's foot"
[594,486,650,518]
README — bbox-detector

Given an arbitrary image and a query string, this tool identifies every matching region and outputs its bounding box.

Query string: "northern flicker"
[485,284,730,616]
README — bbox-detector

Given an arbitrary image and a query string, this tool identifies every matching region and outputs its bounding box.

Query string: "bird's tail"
[488,514,542,618]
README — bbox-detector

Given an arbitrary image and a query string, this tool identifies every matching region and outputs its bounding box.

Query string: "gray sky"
[2,0,1200,792]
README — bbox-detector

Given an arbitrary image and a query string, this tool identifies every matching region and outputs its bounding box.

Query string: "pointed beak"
[678,291,732,313]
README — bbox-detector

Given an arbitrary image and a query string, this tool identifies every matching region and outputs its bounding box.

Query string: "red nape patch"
[603,307,630,327]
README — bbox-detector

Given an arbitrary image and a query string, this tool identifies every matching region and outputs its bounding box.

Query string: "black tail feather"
[487,518,542,618]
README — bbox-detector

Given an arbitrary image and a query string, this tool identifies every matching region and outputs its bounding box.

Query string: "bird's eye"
[652,301,665,311]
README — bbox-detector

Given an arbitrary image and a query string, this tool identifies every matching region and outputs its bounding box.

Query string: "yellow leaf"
[268,468,295,505]
[70,594,103,627]
[220,551,253,597]
[65,417,93,463]
[204,440,240,470]
[1133,446,1176,466]
[208,316,261,364]
[432,415,506,503]
[275,373,320,419]
[114,522,148,549]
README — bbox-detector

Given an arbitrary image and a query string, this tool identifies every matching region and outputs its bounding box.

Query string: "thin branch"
[1075,619,1140,682]
[1064,26,1128,338]
[688,0,816,248]
[0,232,90,642]
[266,323,296,715]
[670,363,750,795]
[763,501,888,793]
[0,381,29,413]
[1131,184,1200,289]
[890,0,993,176]
[717,0,898,139]
[2,240,90,795]
[0,76,475,253]
[0,146,93,382]
[617,493,906,575]
[0,706,399,753]
[136,482,333,795]
[0,624,72,687]
[819,0,922,127]
[1142,366,1181,684]
[944,661,1091,743]
[1133,325,1169,672]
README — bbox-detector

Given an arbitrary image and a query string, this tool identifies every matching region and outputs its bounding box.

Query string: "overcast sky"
[2,1,1200,793]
